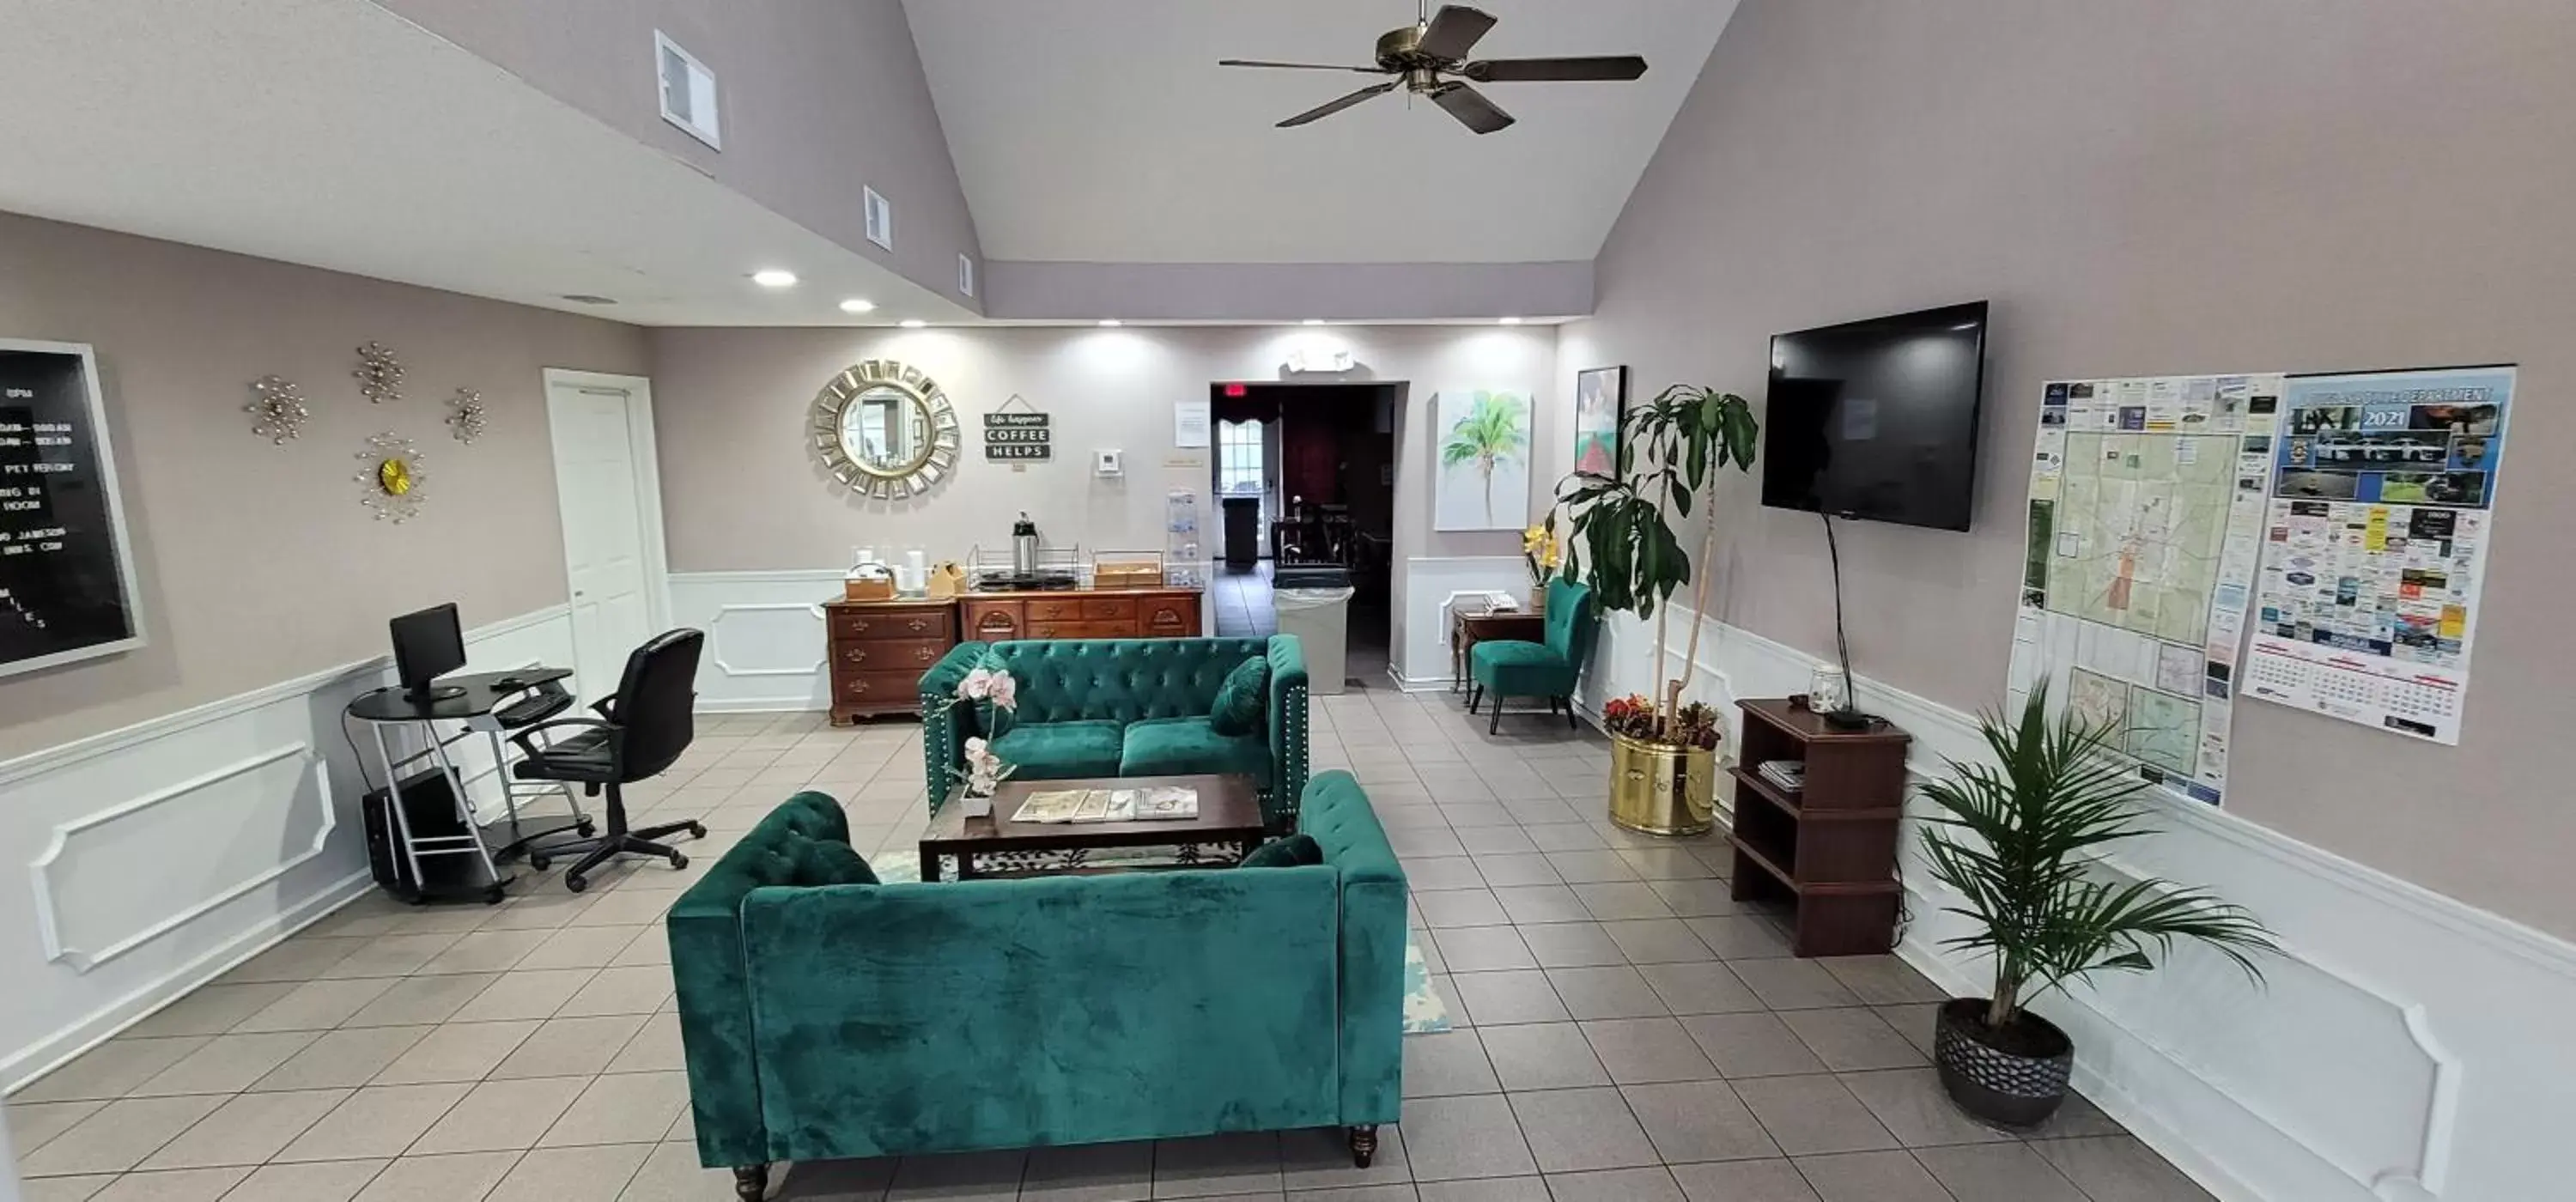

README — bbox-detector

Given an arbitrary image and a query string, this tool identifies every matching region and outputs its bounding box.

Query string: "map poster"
[2008,373,2285,805]
[2243,366,2514,744]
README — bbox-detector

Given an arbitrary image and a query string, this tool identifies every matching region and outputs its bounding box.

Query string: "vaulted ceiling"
[906,0,1737,264]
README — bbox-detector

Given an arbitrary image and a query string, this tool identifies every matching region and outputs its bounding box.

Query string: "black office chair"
[511,628,709,892]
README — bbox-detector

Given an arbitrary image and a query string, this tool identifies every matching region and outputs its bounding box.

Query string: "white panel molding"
[29,745,335,974]
[1396,556,1526,687]
[1589,603,2576,1201]
[0,605,572,1094]
[671,570,842,712]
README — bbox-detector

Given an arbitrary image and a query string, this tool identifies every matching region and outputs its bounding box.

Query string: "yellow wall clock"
[355,432,429,522]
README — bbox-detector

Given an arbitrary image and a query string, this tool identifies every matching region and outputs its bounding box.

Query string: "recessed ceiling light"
[1098,319,1122,327]
[1303,319,1327,326]
[899,319,927,329]
[1498,316,1524,325]
[839,298,877,314]
[558,294,617,306]
[751,269,798,288]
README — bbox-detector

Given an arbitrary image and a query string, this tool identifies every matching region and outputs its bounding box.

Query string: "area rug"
[869,852,1453,1034]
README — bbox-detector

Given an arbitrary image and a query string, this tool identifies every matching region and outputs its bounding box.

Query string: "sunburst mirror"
[809,359,961,500]
[355,432,428,522]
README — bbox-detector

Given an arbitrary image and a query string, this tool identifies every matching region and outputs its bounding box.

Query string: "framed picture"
[1433,389,1533,531]
[0,339,146,677]
[1573,365,1627,477]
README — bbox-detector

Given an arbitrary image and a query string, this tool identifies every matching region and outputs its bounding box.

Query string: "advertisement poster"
[2243,366,2513,744]
[2008,373,2284,805]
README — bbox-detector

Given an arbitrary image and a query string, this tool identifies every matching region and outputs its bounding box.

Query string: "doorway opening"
[1205,381,1399,687]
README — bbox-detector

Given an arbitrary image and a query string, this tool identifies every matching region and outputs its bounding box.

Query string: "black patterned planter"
[1934,997,2073,1127]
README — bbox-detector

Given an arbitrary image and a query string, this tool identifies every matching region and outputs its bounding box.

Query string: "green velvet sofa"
[919,634,1310,828]
[666,773,1405,1199]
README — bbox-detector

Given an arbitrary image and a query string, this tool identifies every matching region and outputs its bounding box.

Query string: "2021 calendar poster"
[2243,366,2514,744]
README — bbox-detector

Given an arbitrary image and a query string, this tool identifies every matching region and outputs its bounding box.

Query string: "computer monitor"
[390,603,468,701]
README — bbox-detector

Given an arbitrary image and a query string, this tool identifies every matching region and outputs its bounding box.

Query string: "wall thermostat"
[1094,449,1123,477]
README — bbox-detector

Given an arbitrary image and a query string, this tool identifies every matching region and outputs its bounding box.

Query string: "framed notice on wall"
[0,339,144,677]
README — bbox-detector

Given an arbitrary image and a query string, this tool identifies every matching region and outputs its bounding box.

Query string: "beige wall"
[374,0,982,307]
[0,213,647,757]
[647,324,1560,574]
[1573,0,2576,937]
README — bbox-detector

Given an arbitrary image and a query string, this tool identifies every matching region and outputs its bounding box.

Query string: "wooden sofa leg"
[1348,1124,1379,1168]
[732,1164,769,1200]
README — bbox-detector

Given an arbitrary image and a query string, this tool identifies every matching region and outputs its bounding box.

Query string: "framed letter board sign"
[0,340,144,677]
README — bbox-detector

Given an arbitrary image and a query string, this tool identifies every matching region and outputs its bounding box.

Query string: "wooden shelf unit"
[1728,698,1911,957]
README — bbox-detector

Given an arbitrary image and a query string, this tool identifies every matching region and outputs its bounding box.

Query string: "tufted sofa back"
[988,636,1273,726]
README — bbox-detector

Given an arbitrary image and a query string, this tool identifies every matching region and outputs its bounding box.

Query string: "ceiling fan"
[1219,3,1648,135]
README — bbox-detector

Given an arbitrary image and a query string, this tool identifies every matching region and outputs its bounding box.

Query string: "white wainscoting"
[1393,555,1528,689]
[1580,606,2576,1202]
[669,569,1224,713]
[0,606,574,1093]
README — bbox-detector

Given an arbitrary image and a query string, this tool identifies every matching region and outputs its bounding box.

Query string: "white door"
[544,372,665,698]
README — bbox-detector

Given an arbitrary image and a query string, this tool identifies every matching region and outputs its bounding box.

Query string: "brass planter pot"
[1606,731,1717,836]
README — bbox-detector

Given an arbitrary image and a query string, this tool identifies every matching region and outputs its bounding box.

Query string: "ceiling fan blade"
[1464,55,1649,82]
[1219,58,1388,73]
[1278,81,1400,127]
[1416,4,1498,61]
[1429,82,1515,134]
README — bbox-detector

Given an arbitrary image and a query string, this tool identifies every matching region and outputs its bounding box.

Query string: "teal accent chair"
[1467,578,1599,733]
[666,774,1406,1198]
[920,635,1310,829]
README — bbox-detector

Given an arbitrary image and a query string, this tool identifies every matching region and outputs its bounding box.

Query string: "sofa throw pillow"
[973,650,1018,740]
[790,834,878,887]
[1209,655,1270,737]
[1240,833,1322,868]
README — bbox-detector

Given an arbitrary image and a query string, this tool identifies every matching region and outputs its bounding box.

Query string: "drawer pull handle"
[849,680,869,694]
[908,617,930,632]
[846,648,867,663]
[917,647,937,661]
[848,619,869,633]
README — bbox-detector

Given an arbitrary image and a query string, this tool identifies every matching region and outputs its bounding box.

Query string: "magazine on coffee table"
[1011,786,1200,823]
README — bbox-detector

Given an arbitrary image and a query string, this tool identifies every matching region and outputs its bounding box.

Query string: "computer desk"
[346,667,591,903]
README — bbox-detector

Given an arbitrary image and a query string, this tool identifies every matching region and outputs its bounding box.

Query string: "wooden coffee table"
[918,774,1266,882]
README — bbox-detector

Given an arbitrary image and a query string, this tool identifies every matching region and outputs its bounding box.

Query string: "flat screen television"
[1760,300,1990,531]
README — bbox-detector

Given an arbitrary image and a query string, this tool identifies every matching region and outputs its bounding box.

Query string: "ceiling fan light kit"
[1219,3,1648,135]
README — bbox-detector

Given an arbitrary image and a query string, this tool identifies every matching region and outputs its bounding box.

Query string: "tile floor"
[5,688,2213,1201]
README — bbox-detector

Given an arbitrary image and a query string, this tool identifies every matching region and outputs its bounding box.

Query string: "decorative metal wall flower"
[354,342,404,404]
[246,375,310,444]
[447,387,487,443]
[355,432,428,522]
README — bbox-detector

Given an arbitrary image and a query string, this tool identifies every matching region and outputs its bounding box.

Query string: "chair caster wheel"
[686,823,707,840]
[566,873,589,893]
[668,853,690,870]
[528,855,550,871]
[576,821,598,838]
[483,886,507,905]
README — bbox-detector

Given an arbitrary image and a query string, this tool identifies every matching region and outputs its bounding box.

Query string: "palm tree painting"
[1435,390,1533,531]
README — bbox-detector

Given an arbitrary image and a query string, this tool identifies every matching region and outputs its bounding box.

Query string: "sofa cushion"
[1471,639,1577,694]
[1120,715,1273,787]
[1209,655,1270,737]
[991,719,1126,780]
[788,834,878,887]
[1241,832,1322,868]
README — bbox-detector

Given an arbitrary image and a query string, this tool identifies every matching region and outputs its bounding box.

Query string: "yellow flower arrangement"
[1522,510,1563,584]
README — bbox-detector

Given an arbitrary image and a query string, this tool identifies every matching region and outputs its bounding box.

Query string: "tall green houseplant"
[1918,686,2276,1124]
[1556,384,1758,738]
[1440,391,1531,528]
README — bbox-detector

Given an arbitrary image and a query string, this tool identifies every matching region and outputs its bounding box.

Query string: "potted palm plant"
[1918,686,2277,1126]
[1556,384,1758,835]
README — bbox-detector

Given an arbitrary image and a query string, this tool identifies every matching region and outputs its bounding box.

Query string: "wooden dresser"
[957,586,1203,642]
[823,598,958,724]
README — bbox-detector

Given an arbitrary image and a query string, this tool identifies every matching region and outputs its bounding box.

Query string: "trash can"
[1273,566,1355,695]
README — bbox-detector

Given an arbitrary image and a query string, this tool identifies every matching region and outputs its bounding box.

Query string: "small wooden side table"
[1451,606,1546,693]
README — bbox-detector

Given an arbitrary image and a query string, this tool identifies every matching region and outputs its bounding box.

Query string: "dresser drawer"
[1143,598,1198,634]
[960,599,1025,640]
[1080,597,1139,621]
[1024,596,1089,623]
[1024,620,1133,640]
[835,670,928,705]
[829,607,954,642]
[830,637,951,672]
